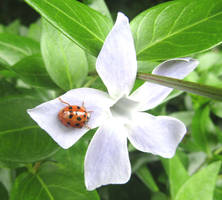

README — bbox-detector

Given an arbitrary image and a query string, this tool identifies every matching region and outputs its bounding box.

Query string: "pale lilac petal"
[96,12,137,99]
[27,88,113,149]
[130,58,199,111]
[84,118,131,190]
[127,112,186,158]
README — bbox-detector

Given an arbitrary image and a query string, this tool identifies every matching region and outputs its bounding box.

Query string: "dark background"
[0,0,169,25]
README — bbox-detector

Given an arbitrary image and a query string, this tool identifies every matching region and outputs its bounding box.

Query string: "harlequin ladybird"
[58,97,91,129]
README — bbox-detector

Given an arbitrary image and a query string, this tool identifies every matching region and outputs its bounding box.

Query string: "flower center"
[110,96,139,123]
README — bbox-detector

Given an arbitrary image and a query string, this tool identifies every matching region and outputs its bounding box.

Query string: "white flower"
[27,12,199,190]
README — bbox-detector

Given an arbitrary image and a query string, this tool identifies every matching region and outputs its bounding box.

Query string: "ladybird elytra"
[58,97,91,129]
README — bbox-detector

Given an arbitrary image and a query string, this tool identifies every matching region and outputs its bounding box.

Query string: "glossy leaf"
[52,133,92,171]
[131,0,222,61]
[151,192,168,200]
[170,111,194,126]
[168,154,189,200]
[41,20,88,90]
[27,19,42,42]
[137,73,222,101]
[4,20,21,35]
[25,0,113,56]
[0,182,8,200]
[191,106,210,153]
[10,163,100,200]
[0,33,40,67]
[0,96,58,163]
[214,187,222,200]
[83,0,113,21]
[136,165,159,192]
[11,54,57,88]
[211,101,222,118]
[175,161,221,200]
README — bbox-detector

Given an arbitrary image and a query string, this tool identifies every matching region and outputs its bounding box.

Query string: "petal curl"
[130,58,199,111]
[96,12,137,99]
[84,118,131,190]
[27,88,113,149]
[127,112,186,158]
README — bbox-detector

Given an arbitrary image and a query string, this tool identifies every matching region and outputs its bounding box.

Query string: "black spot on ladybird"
[69,114,73,119]
[77,106,80,109]
[84,114,86,118]
[75,123,80,126]
[69,106,72,109]
[67,122,71,125]
[77,117,82,121]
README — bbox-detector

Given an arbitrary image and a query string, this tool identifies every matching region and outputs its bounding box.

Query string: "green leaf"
[135,165,159,192]
[211,101,222,118]
[0,78,19,98]
[168,154,189,200]
[52,133,92,171]
[27,19,42,42]
[5,20,21,35]
[151,192,168,200]
[131,0,222,61]
[198,52,222,72]
[0,25,4,33]
[0,33,40,67]
[170,111,194,126]
[0,96,58,163]
[137,73,222,101]
[175,161,221,200]
[10,163,99,200]
[191,106,210,153]
[214,187,222,200]
[0,182,8,200]
[0,168,12,192]
[11,54,57,88]
[41,20,88,90]
[25,0,113,56]
[83,0,113,21]
[85,53,96,72]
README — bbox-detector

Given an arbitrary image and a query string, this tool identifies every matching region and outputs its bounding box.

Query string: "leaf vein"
[137,8,222,56]
[44,0,104,44]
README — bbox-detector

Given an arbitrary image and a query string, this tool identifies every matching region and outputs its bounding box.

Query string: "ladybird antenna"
[58,97,70,106]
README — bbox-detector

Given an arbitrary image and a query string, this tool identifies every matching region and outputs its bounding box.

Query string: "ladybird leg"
[84,124,91,130]
[81,101,86,109]
[58,97,70,106]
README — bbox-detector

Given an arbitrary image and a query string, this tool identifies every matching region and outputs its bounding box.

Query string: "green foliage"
[0,96,59,163]
[10,163,99,200]
[11,54,57,88]
[168,154,189,199]
[191,105,211,153]
[83,0,113,21]
[175,161,221,200]
[131,0,222,61]
[0,33,40,68]
[135,165,159,192]
[10,136,99,200]
[0,0,222,199]
[41,20,88,90]
[0,182,8,200]
[25,0,113,56]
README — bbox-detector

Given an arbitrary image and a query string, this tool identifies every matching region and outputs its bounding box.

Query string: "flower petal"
[127,112,186,158]
[84,118,131,190]
[130,58,199,111]
[96,12,137,99]
[27,88,113,149]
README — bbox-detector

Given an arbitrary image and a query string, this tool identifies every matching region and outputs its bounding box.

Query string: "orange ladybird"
[58,98,91,129]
